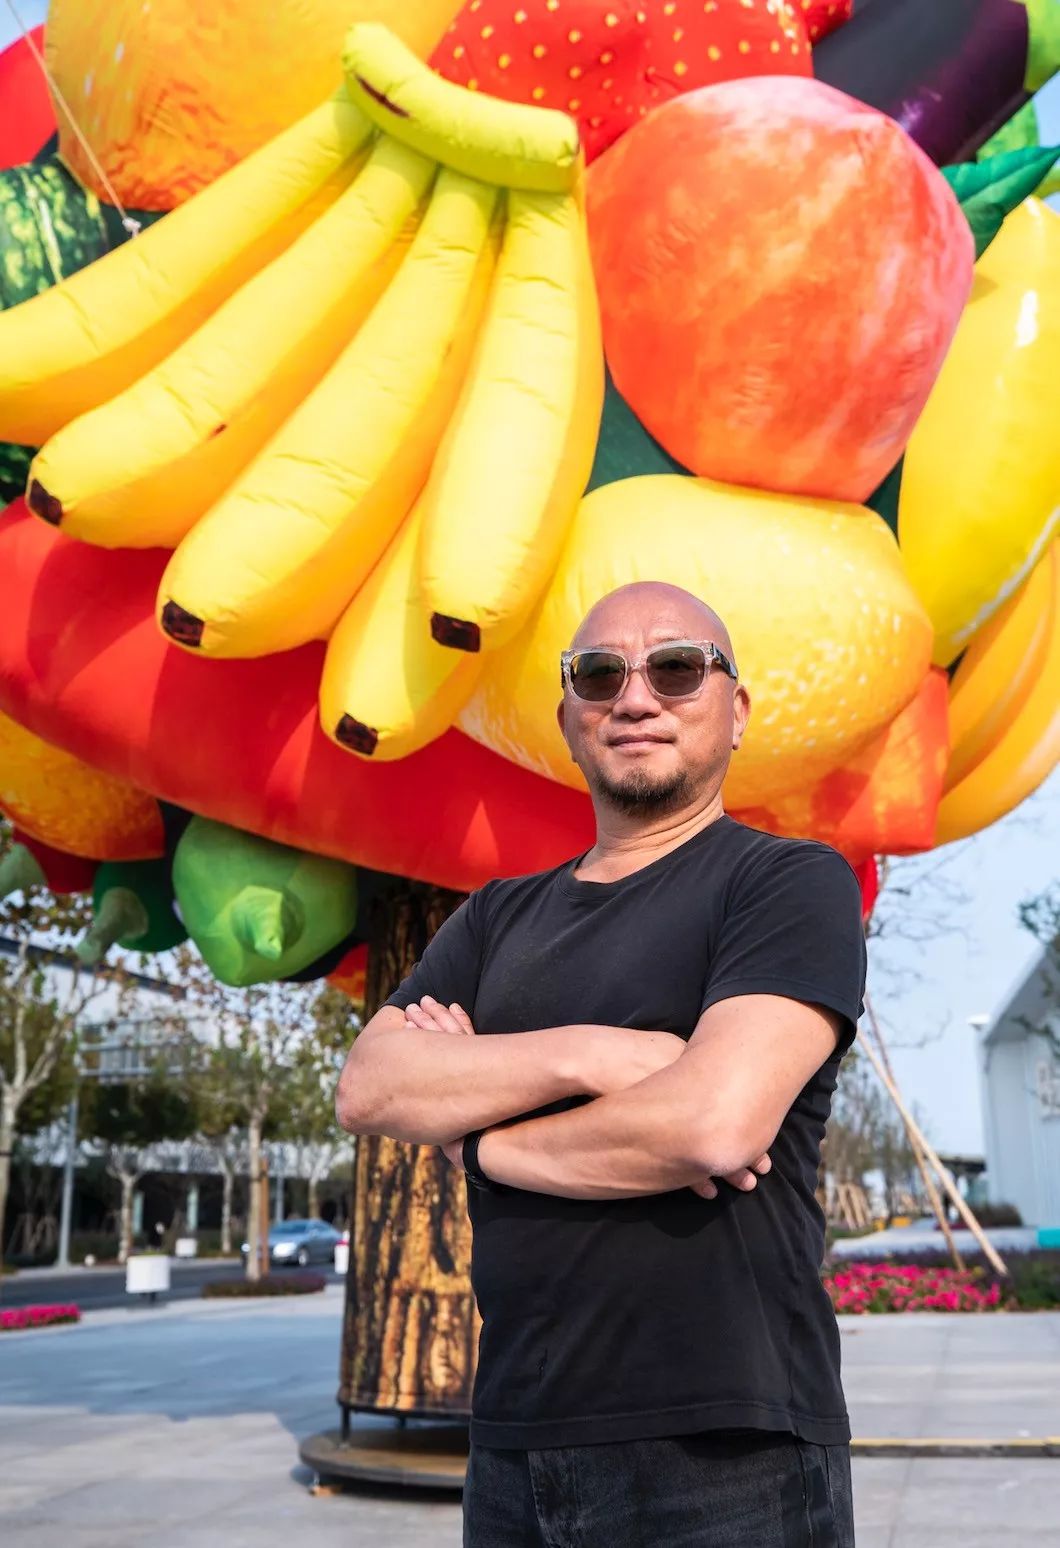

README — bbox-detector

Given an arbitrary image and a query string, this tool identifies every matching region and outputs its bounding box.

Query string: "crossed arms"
[335,992,843,1202]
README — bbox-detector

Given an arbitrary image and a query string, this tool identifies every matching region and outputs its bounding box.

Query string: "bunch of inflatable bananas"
[4,25,601,762]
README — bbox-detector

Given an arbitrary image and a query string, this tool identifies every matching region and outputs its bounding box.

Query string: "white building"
[978,941,1060,1233]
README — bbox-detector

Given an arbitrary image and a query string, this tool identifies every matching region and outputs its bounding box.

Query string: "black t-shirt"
[385,814,866,1450]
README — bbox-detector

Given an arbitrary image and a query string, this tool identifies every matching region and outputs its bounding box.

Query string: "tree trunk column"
[338,882,479,1416]
[0,1089,15,1279]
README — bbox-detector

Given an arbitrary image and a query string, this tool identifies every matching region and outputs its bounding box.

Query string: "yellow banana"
[158,168,502,659]
[418,186,603,653]
[944,541,1056,792]
[935,544,1060,845]
[900,198,1060,666]
[319,502,483,759]
[343,22,581,193]
[29,136,437,549]
[4,96,371,450]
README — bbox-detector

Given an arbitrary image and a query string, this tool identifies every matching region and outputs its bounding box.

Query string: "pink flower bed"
[824,1262,1006,1314]
[0,1303,81,1332]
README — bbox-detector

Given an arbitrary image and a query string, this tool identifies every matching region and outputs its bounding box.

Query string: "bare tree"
[864,851,971,1049]
[82,1075,198,1262]
[163,950,333,1280]
[280,985,358,1219]
[826,1047,921,1225]
[1018,881,1060,1060]
[1,936,108,1280]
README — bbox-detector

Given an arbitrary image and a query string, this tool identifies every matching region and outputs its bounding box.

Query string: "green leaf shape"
[944,144,1060,258]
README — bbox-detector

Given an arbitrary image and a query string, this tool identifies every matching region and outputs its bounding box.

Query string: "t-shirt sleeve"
[700,840,866,1055]
[382,890,485,1016]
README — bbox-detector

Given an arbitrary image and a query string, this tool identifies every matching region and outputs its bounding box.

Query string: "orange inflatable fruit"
[587,76,973,502]
[44,0,463,209]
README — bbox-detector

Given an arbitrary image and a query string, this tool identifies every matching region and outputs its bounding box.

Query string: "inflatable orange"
[44,0,463,208]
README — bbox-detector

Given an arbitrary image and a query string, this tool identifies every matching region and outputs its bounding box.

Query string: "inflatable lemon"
[458,475,934,808]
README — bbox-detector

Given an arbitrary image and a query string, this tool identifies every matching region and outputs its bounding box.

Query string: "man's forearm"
[343,1024,596,1144]
[478,1062,723,1200]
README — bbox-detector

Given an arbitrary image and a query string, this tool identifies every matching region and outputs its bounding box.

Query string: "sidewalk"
[0,1291,1057,1547]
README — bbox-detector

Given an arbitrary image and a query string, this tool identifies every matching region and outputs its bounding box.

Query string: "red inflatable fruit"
[732,669,950,866]
[432,0,810,163]
[798,0,852,43]
[0,502,594,894]
[853,856,879,924]
[587,76,974,502]
[9,830,98,894]
[0,27,55,168]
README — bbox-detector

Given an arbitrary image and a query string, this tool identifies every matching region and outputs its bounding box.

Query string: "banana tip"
[160,601,205,648]
[27,479,62,526]
[431,613,481,653]
[335,715,379,757]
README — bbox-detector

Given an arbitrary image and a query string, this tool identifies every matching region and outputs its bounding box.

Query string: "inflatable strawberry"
[433,0,811,160]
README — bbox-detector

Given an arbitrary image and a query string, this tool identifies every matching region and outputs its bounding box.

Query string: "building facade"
[978,941,1060,1232]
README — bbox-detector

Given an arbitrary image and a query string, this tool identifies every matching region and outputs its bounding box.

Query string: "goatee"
[593,767,694,816]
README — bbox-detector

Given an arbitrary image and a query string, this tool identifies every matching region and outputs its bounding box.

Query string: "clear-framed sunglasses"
[560,639,739,704]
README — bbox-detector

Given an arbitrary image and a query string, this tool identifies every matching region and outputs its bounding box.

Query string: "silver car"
[240,1218,342,1268]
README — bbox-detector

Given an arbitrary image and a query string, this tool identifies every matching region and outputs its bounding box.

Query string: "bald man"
[337,583,865,1547]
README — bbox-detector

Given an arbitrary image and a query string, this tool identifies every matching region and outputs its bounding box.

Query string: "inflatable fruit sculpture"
[0,7,1058,980]
[43,0,463,208]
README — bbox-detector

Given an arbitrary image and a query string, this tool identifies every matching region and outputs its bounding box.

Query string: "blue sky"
[1,5,1057,1154]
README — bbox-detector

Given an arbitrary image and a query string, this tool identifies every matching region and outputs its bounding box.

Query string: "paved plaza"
[0,1285,1058,1547]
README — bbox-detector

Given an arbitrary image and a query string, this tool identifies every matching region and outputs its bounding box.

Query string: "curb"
[852,1437,1060,1458]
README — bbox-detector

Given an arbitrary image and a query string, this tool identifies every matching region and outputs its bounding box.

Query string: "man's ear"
[556,698,566,743]
[732,684,752,751]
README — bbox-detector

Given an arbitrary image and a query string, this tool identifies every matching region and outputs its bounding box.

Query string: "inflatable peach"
[587,76,974,502]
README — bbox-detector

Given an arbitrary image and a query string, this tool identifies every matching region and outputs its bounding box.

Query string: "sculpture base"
[299,1421,470,1492]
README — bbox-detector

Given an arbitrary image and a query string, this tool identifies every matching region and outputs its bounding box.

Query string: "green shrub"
[1007,1252,1060,1310]
[201,1273,326,1299]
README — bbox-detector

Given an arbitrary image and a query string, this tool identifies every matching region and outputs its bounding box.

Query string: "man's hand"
[401,999,477,1168]
[689,1153,772,1199]
[403,997,476,1037]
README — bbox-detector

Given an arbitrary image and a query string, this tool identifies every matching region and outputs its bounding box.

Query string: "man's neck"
[574,791,728,883]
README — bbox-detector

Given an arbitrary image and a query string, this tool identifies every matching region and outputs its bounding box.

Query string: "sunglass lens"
[570,650,626,702]
[646,645,707,697]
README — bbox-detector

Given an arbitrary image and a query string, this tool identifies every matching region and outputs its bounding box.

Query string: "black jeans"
[463,1431,855,1547]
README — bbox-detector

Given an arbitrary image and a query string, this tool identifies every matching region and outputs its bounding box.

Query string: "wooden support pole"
[860,996,1007,1278]
[862,993,965,1271]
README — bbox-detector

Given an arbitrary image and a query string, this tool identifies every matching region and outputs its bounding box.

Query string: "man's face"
[557,587,751,817]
